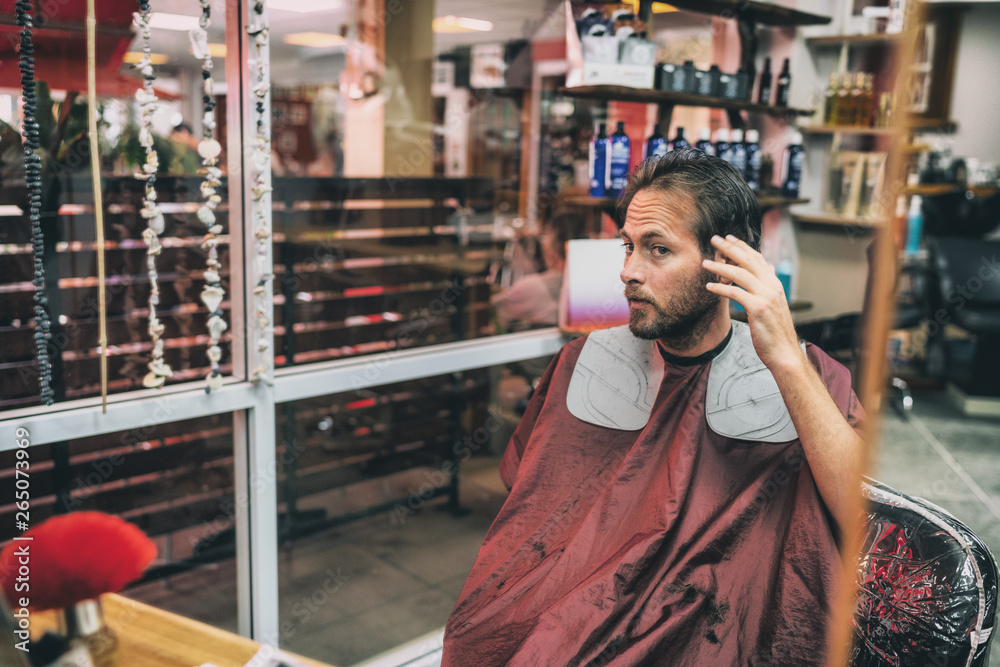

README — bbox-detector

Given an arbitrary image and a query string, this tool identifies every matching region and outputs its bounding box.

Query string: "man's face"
[619,188,722,348]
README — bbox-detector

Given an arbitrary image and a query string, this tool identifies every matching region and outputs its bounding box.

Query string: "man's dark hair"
[616,148,762,256]
[172,123,194,135]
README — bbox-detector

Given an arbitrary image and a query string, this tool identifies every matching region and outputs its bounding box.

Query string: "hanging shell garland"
[134,2,172,390]
[247,0,274,385]
[191,0,227,393]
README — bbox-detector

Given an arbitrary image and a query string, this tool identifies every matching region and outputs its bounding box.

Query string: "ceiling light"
[433,16,494,33]
[208,43,227,58]
[267,0,342,12]
[148,13,201,31]
[123,51,170,65]
[284,32,346,47]
[653,3,678,13]
[623,1,677,13]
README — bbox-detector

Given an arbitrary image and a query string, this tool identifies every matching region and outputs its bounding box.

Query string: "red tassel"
[0,512,156,612]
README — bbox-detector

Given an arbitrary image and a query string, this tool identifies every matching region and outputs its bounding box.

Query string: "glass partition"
[0,0,234,410]
[274,356,553,664]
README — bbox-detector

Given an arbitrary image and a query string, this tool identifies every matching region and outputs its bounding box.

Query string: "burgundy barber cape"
[441,333,863,666]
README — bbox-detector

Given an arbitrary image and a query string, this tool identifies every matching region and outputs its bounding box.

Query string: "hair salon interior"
[0,0,998,665]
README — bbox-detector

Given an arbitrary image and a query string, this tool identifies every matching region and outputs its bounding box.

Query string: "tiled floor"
[873,390,1000,667]
[125,389,1000,666]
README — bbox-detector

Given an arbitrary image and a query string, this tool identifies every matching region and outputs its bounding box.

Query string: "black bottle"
[756,57,772,105]
[680,60,697,93]
[744,129,761,192]
[669,126,689,151]
[775,58,791,107]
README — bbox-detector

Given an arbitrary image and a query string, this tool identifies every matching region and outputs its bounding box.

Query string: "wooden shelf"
[792,211,886,228]
[904,184,998,198]
[905,183,962,197]
[732,300,813,321]
[662,0,831,27]
[563,195,617,209]
[909,117,958,133]
[564,195,811,211]
[801,119,957,135]
[806,33,901,47]
[559,86,816,118]
[757,195,810,209]
[801,125,899,136]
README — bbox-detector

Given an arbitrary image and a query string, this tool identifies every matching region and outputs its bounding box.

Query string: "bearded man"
[441,148,865,666]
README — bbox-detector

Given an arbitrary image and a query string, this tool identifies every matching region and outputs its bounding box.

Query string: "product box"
[581,35,619,65]
[620,38,656,67]
[578,62,655,88]
[566,2,656,89]
[838,151,867,218]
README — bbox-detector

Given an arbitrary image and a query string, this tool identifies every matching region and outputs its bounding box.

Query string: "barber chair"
[851,478,999,666]
[926,236,1000,405]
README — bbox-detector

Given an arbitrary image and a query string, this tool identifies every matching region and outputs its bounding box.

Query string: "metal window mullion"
[273,329,566,403]
[227,0,279,644]
[0,381,258,450]
[232,389,279,641]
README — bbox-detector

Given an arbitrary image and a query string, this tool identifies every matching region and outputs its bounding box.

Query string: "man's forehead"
[622,188,698,240]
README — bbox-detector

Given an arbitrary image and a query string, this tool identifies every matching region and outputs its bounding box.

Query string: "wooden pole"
[86,0,108,414]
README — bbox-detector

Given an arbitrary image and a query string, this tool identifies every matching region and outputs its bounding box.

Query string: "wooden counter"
[31,594,335,667]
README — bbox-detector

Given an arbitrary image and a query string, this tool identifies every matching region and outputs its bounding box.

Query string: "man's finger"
[702,259,763,294]
[710,235,768,273]
[705,281,755,309]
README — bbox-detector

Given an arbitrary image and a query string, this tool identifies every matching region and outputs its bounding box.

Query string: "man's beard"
[625,266,721,351]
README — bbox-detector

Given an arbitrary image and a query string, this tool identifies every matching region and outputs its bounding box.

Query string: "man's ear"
[713,249,736,285]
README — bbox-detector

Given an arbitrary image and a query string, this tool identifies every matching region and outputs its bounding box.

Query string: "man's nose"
[620,254,643,285]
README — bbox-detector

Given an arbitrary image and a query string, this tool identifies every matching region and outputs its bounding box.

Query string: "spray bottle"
[589,123,608,197]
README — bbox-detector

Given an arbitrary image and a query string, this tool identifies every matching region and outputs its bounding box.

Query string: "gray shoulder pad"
[566,325,665,431]
[566,322,803,442]
[705,321,800,443]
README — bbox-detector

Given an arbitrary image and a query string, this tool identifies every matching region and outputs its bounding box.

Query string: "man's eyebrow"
[624,230,670,244]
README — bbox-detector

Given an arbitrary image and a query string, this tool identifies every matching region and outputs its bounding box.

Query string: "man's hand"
[702,234,801,374]
[703,235,865,538]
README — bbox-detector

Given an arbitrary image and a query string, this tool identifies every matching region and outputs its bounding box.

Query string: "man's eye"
[653,246,669,255]
[621,243,633,252]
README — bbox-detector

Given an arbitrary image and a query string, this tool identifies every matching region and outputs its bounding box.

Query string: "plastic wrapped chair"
[851,478,999,666]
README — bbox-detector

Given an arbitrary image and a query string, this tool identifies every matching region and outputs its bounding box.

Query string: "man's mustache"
[624,287,655,303]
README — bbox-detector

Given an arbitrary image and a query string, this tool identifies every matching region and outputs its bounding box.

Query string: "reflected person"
[442,149,865,666]
[492,212,584,332]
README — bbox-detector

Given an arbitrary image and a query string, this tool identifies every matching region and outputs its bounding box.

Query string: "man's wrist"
[768,346,812,385]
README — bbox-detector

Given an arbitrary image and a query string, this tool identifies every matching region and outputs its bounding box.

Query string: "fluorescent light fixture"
[623,0,677,12]
[148,12,201,31]
[284,31,346,47]
[123,51,170,65]
[267,0,342,12]
[433,16,494,33]
[208,43,227,58]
